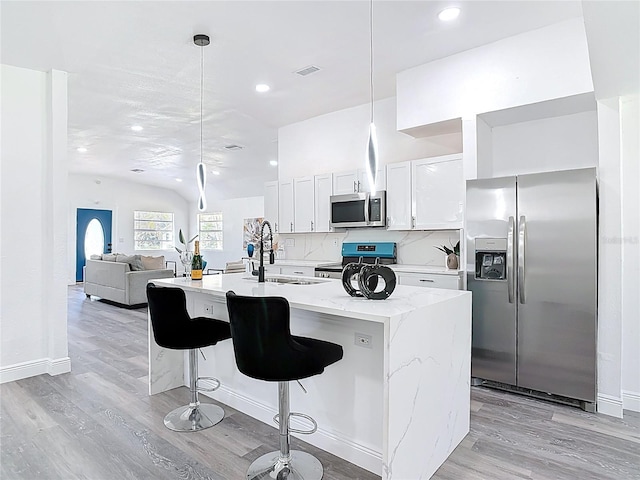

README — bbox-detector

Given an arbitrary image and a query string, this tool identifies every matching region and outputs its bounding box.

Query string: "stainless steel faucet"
[258,220,275,282]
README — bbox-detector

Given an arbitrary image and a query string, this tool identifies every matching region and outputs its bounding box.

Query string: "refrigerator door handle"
[518,215,526,304]
[507,216,515,303]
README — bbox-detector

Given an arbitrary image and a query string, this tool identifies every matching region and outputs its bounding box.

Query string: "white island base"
[148,274,471,479]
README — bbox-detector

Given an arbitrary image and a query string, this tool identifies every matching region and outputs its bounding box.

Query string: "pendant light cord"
[200,43,204,164]
[369,0,374,124]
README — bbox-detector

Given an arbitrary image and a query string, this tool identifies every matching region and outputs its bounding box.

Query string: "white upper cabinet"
[333,171,359,195]
[278,179,295,233]
[412,154,464,229]
[333,168,386,195]
[314,174,332,233]
[386,161,412,230]
[293,176,314,233]
[264,181,279,233]
[358,166,386,194]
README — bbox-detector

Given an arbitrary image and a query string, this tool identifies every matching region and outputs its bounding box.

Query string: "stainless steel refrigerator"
[466,168,597,410]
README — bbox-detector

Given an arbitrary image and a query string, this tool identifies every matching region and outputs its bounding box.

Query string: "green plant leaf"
[175,247,183,254]
[178,229,186,245]
[188,234,198,244]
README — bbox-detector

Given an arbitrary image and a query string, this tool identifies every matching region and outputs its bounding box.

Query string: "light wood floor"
[1,285,638,480]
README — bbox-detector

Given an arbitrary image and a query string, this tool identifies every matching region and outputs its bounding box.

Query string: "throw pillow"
[102,253,117,262]
[141,255,165,270]
[89,254,102,260]
[116,254,145,271]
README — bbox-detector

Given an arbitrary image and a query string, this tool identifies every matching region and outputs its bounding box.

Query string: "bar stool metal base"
[164,403,224,432]
[246,450,323,480]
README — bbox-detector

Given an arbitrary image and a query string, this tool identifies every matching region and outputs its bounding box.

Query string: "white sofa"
[83,258,174,306]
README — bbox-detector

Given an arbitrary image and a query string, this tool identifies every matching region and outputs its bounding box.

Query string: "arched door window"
[84,218,105,259]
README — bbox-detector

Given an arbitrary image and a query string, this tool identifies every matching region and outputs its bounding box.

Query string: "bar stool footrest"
[273,412,318,434]
[197,376,221,393]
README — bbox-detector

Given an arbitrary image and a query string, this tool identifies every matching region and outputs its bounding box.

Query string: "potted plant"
[435,240,460,269]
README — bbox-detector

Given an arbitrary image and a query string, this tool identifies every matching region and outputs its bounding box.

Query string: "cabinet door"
[358,166,386,193]
[412,154,464,230]
[294,176,314,233]
[278,179,295,233]
[314,174,332,233]
[396,272,461,290]
[385,161,412,230]
[333,170,358,195]
[264,181,279,233]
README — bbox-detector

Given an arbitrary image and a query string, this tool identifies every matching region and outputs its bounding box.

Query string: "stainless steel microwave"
[330,191,386,228]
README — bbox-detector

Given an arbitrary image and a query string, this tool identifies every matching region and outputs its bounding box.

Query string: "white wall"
[68,174,191,282]
[397,18,593,131]
[278,96,461,179]
[200,196,264,269]
[1,65,70,382]
[486,111,598,177]
[620,94,640,411]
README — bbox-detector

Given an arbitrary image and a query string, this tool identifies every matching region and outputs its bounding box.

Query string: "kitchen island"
[148,273,471,479]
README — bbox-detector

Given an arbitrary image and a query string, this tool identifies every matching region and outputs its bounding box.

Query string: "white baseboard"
[0,356,71,384]
[597,393,624,418]
[622,390,640,413]
[203,385,382,475]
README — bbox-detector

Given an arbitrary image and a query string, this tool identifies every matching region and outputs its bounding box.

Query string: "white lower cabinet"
[396,272,462,290]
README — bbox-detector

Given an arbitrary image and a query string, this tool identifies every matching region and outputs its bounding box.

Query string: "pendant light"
[366,0,378,195]
[194,34,209,212]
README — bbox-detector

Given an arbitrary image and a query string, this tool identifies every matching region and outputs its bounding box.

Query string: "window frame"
[198,212,223,250]
[133,210,175,251]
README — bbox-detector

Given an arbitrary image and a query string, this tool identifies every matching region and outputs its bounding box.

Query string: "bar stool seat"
[147,283,231,432]
[226,290,343,480]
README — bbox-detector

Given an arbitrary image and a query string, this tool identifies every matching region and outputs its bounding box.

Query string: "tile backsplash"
[276,229,461,266]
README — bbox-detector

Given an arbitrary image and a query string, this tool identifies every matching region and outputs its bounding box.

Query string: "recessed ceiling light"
[131,168,144,173]
[77,147,87,153]
[438,7,460,22]
[131,125,143,132]
[256,84,270,93]
[175,178,183,182]
[211,170,220,176]
[270,160,278,166]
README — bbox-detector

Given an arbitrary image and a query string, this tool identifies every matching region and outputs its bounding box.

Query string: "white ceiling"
[1,1,584,202]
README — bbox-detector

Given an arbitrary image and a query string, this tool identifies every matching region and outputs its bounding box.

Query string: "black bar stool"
[225,290,343,480]
[147,283,231,432]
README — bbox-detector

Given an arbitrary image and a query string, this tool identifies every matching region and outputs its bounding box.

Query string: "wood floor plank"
[2,285,639,480]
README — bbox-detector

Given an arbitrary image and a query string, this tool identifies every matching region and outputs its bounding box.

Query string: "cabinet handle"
[290,222,293,232]
[353,181,357,193]
[311,220,314,231]
[412,216,416,229]
[357,180,361,192]
[275,222,278,233]
[419,279,435,283]
[294,271,304,275]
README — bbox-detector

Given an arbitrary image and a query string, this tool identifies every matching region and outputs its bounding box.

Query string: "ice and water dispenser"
[474,238,507,280]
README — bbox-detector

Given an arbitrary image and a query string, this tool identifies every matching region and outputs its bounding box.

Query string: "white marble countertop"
[150,273,469,324]
[274,259,337,267]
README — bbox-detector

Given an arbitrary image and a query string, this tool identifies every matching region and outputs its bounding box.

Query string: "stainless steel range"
[314,242,397,279]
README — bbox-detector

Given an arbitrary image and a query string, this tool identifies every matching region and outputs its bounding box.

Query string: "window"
[198,212,223,250]
[134,211,174,250]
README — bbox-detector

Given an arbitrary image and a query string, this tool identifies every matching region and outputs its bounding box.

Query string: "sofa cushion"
[116,254,145,271]
[89,254,102,260]
[141,255,165,270]
[102,253,117,262]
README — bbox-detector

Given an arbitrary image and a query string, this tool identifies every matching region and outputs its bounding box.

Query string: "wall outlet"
[354,333,372,348]
[286,238,295,247]
[204,304,214,315]
[332,238,338,247]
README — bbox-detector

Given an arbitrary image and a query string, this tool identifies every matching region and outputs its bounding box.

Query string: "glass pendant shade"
[196,162,207,211]
[366,122,378,195]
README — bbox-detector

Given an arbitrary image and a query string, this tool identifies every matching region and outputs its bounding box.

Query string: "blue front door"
[76,208,113,282]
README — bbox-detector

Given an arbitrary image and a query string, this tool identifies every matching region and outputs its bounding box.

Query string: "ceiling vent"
[224,144,243,151]
[130,168,144,173]
[295,65,320,77]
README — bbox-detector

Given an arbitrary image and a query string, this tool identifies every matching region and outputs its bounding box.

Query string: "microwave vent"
[295,65,321,77]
